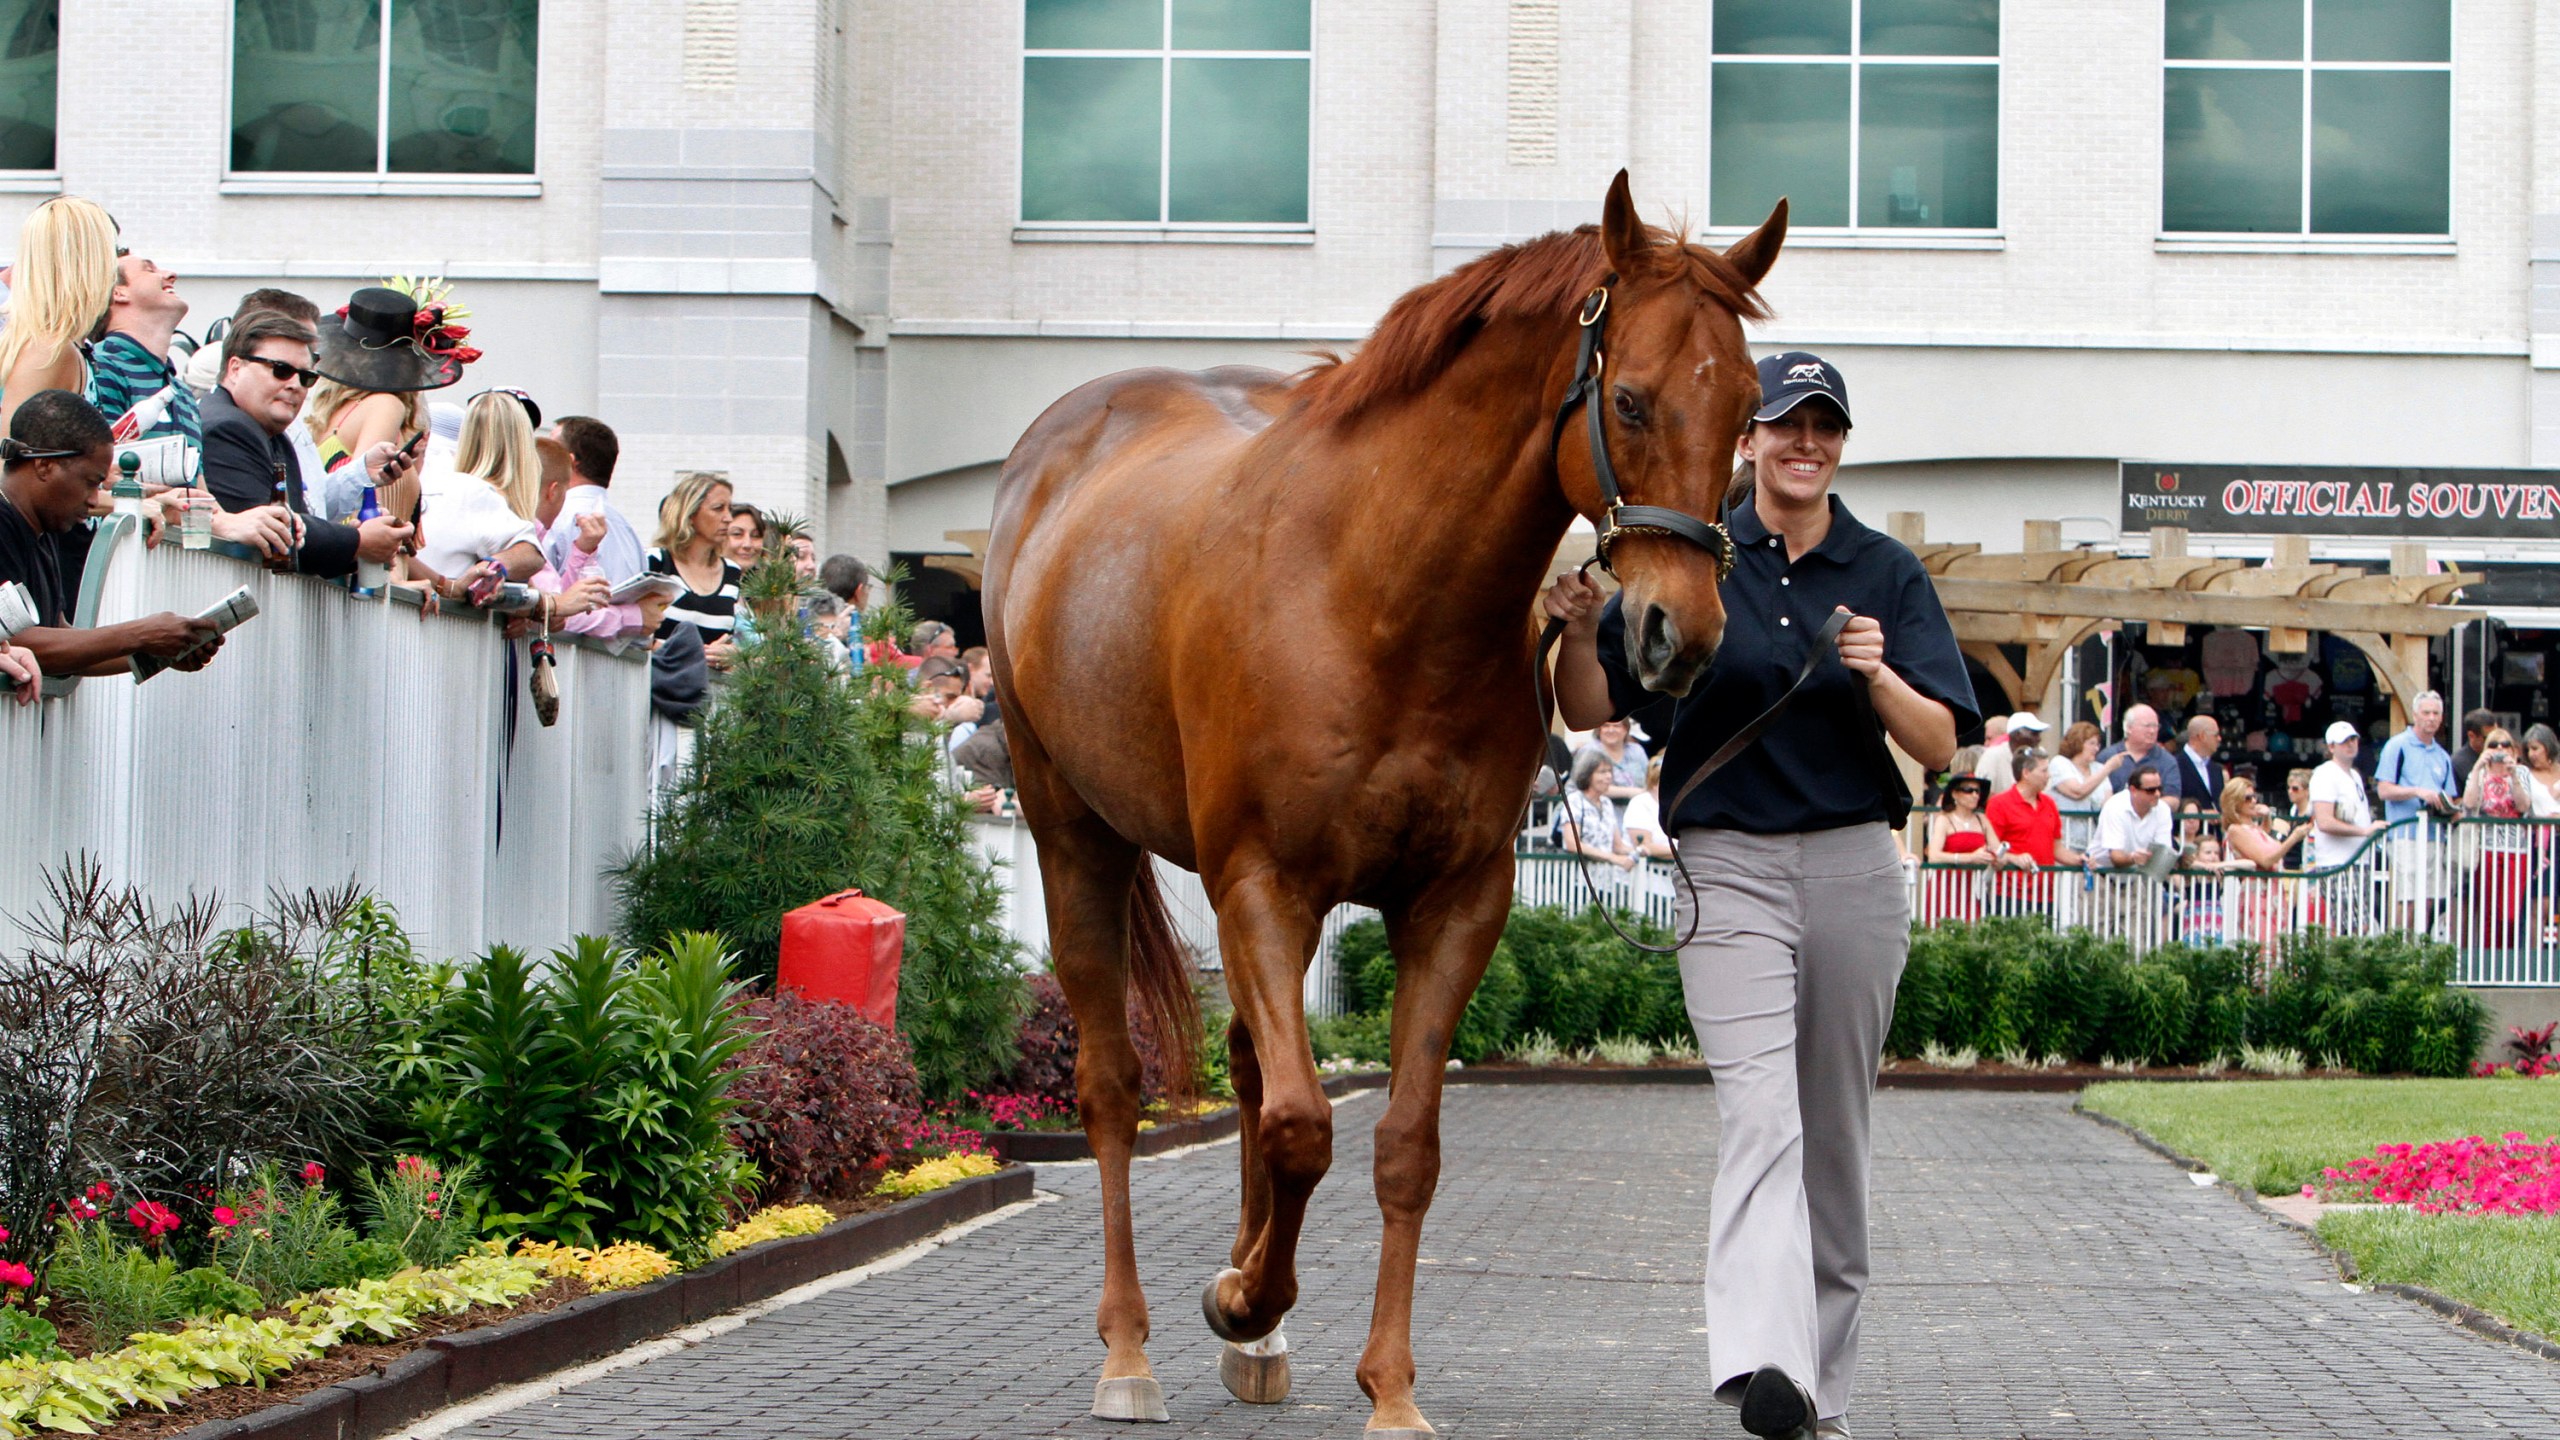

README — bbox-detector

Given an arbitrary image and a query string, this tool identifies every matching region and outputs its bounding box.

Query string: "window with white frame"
[1708,0,1999,232]
[0,1,55,172]
[2161,0,2449,235]
[231,0,538,176]
[1020,0,1310,227]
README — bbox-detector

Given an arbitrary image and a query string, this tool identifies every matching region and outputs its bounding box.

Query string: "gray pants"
[1674,823,1908,1424]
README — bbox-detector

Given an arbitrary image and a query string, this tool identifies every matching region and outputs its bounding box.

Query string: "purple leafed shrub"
[725,992,923,1202]
[1005,974,1169,1110]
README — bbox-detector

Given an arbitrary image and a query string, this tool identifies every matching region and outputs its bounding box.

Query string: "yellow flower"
[708,1204,835,1257]
[877,1152,1001,1198]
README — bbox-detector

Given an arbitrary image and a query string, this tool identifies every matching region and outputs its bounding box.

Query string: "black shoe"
[1738,1365,1813,1439]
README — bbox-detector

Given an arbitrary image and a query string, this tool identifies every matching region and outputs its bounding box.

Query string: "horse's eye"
[1611,386,1646,424]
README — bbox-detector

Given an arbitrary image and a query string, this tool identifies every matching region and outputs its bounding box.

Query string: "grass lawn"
[2078,1078,2560,1195]
[2316,1209,2560,1344]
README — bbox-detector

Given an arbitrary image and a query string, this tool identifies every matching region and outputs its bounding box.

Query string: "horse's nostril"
[1638,605,1681,675]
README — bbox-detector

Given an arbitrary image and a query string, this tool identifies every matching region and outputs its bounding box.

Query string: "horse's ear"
[1720,198,1788,288]
[1598,169,1648,274]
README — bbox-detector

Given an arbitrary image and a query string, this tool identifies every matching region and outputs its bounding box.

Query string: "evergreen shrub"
[613,525,1026,1099]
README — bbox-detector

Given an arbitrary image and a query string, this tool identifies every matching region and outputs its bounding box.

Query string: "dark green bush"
[1892,920,2486,1074]
[1317,906,1683,1061]
[614,531,1026,1098]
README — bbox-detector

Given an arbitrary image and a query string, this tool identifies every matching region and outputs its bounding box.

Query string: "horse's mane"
[1293,224,1770,429]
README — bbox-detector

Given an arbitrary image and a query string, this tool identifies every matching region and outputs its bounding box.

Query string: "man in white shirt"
[539,416,644,586]
[2309,719,2382,870]
[1975,712,2045,794]
[2093,766,2173,869]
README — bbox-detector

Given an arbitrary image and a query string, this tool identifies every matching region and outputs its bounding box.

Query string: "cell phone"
[404,431,427,457]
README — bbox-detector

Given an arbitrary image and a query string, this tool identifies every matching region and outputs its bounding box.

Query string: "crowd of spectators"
[0,194,1002,818]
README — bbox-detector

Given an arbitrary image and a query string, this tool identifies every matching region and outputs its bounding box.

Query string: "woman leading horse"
[985,173,1784,1438]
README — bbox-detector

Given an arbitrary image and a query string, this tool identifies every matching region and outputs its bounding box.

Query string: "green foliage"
[1323,906,1686,1062]
[1894,919,2485,1074]
[46,1222,182,1344]
[1305,1011,1391,1066]
[358,1158,482,1270]
[2317,1208,2560,1345]
[2083,1077,2560,1195]
[0,1307,63,1363]
[393,935,757,1256]
[209,1166,401,1305]
[0,1250,548,1438]
[612,528,1026,1099]
[167,1268,262,1320]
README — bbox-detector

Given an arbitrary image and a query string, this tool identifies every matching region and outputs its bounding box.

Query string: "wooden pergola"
[1889,515,2482,730]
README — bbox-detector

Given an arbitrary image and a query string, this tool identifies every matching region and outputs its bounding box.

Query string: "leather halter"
[1547,281,1736,581]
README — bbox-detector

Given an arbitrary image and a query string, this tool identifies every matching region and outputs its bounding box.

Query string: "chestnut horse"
[984,173,1786,1436]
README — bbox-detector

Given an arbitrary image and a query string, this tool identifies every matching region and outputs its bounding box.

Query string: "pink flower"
[0,1261,32,1291]
[299,1162,326,1186]
[211,1206,240,1229]
[424,1191,440,1203]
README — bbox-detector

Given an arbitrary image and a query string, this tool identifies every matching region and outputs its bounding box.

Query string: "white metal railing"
[972,810,2560,1012]
[0,521,652,961]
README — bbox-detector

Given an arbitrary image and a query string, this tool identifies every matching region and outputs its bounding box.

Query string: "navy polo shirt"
[1596,495,1978,835]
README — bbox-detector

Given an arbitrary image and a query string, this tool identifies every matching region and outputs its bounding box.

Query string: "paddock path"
[423,1088,2560,1439]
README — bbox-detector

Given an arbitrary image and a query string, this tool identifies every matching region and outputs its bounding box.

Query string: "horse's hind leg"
[1201,872,1329,1348]
[1032,807,1163,1422]
[1358,858,1510,1438]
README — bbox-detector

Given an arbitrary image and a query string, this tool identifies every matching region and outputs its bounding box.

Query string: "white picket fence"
[0,517,652,962]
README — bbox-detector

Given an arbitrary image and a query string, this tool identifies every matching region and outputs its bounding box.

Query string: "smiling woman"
[1543,345,1978,1440]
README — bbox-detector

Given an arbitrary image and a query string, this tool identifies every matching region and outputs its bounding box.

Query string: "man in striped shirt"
[89,255,200,445]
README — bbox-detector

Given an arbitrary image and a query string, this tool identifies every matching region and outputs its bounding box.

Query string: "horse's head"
[1561,172,1786,696]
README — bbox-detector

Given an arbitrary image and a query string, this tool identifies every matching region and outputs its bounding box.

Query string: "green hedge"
[1317,906,1685,1063]
[1312,909,2486,1077]
[1889,919,2486,1075]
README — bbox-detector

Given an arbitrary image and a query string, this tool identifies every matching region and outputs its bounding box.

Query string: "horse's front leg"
[1359,857,1509,1438]
[1201,871,1329,1349]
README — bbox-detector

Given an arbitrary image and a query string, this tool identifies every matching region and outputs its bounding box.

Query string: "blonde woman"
[404,391,545,599]
[647,470,741,669]
[0,196,119,428]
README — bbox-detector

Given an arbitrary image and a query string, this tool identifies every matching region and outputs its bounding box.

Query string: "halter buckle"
[1577,287,1610,327]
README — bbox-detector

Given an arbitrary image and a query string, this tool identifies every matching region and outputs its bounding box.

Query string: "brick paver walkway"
[434,1089,2560,1438]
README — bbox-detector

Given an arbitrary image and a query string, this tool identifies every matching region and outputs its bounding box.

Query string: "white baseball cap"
[2007,714,2048,734]
[2325,720,2359,745]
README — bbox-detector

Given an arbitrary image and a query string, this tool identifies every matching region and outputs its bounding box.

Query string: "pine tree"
[613,522,1025,1098]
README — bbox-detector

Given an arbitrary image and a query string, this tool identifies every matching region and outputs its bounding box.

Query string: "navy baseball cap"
[1753,351,1852,427]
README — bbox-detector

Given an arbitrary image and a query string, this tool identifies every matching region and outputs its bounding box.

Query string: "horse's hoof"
[1219,1330,1290,1404]
[1091,1376,1169,1423]
[1200,1266,1260,1343]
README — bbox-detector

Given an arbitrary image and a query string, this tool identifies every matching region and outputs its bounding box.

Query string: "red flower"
[440,323,469,341]
[450,347,483,365]
[0,1261,32,1291]
[300,1162,326,1186]
[211,1206,241,1229]
[126,1200,180,1239]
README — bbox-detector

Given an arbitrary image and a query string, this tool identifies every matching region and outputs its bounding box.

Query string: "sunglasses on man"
[242,356,320,387]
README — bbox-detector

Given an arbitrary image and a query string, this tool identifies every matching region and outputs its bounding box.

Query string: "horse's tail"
[1128,858,1203,1105]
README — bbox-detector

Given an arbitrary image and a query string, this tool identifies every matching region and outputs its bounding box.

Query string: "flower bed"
[2308,1133,2560,1216]
[0,1166,1028,1440]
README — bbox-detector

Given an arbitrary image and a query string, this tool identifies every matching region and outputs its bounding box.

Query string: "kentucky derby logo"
[1785,361,1829,388]
[2158,472,2180,491]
